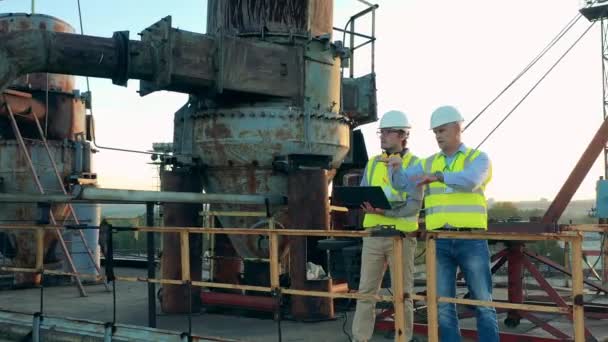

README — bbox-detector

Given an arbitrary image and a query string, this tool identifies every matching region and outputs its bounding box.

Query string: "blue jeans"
[436,239,499,342]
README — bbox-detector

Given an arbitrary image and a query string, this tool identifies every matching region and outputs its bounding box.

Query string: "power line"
[464,12,584,131]
[76,0,90,94]
[74,1,171,157]
[474,22,596,151]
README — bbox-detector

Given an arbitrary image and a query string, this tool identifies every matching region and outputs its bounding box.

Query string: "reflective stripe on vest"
[362,151,419,232]
[421,148,491,230]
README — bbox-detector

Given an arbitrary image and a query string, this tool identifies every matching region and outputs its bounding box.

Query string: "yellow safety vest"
[421,148,492,230]
[362,151,419,232]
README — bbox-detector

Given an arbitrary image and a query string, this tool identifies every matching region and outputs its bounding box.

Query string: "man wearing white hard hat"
[388,106,498,342]
[352,110,422,342]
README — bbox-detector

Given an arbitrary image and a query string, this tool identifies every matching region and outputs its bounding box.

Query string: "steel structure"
[0,1,607,341]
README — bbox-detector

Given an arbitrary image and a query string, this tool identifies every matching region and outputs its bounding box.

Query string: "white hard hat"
[430,106,464,130]
[379,110,411,130]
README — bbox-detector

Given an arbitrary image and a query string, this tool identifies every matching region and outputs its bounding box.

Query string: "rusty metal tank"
[0,13,76,93]
[174,0,349,259]
[0,140,76,285]
[0,13,86,141]
[0,14,91,286]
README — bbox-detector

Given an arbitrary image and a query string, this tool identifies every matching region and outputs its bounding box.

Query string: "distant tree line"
[488,202,596,265]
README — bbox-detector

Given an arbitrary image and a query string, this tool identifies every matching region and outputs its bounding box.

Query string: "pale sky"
[2,0,605,201]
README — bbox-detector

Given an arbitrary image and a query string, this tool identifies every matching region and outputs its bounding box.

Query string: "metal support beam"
[524,250,608,293]
[287,168,334,320]
[506,242,524,326]
[146,202,156,328]
[160,169,203,314]
[0,187,286,206]
[542,116,608,223]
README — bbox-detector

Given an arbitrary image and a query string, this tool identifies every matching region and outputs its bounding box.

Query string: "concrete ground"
[0,268,607,341]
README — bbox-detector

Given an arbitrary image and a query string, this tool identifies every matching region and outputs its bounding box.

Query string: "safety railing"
[0,218,413,341]
[423,230,587,342]
[0,222,593,342]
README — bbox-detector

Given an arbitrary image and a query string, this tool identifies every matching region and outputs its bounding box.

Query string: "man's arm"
[442,152,490,191]
[389,159,424,191]
[384,182,423,218]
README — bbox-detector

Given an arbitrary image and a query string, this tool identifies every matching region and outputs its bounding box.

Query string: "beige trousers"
[352,236,417,342]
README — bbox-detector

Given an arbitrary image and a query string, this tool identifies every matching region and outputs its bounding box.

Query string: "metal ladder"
[2,93,109,296]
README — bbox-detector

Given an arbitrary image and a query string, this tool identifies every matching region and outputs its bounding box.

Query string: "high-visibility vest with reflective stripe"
[421,148,492,230]
[362,151,419,232]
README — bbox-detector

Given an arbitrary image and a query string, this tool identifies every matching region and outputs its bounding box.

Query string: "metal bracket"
[139,16,174,96]
[111,31,130,86]
[573,294,585,306]
[272,154,332,173]
[271,287,283,299]
[32,312,42,342]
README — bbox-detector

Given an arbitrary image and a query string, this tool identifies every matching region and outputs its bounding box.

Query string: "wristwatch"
[434,171,444,182]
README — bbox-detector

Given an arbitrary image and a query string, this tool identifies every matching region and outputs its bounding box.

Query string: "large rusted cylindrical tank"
[0,141,75,285]
[0,14,95,287]
[185,0,347,260]
[162,1,347,317]
[0,13,86,141]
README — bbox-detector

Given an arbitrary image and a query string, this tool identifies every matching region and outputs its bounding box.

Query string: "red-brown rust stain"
[0,20,9,33]
[32,74,74,93]
[273,127,293,141]
[52,22,72,33]
[17,18,31,31]
[246,166,257,194]
[204,122,232,139]
[202,121,232,164]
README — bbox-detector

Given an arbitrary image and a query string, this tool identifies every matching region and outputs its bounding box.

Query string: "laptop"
[331,186,392,210]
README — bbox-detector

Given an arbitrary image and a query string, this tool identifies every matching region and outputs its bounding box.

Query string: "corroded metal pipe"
[0,30,154,93]
[0,18,300,98]
[0,187,286,205]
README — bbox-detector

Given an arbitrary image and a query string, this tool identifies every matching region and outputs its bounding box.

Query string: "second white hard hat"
[430,106,464,130]
[379,110,411,130]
